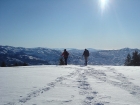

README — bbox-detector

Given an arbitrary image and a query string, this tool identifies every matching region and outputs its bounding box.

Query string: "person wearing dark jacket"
[62,49,69,65]
[83,49,89,66]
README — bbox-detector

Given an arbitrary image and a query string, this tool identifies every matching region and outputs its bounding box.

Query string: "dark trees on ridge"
[1,61,6,67]
[125,50,140,66]
[124,53,131,66]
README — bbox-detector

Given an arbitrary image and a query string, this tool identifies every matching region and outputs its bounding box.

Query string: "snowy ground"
[0,65,140,105]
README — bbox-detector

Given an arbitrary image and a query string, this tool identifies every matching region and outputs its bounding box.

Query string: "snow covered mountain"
[0,45,140,66]
[0,46,61,65]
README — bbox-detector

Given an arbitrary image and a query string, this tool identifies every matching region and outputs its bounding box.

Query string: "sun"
[100,0,108,11]
[101,0,106,5]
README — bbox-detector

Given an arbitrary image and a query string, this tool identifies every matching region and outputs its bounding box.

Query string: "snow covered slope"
[0,65,140,105]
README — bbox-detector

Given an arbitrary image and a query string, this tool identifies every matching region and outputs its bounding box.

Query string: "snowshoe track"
[4,66,140,105]
[85,67,140,99]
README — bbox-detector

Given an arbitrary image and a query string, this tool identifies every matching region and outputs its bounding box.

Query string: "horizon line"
[0,45,140,51]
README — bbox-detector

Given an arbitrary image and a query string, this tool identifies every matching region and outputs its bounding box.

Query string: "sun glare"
[101,0,106,5]
[100,0,108,11]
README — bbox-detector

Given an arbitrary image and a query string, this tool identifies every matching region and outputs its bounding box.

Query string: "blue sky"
[0,0,140,49]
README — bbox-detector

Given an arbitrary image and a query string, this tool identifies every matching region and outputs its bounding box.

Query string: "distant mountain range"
[0,45,140,66]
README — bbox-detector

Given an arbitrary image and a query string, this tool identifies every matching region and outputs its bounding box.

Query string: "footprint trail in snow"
[4,66,140,105]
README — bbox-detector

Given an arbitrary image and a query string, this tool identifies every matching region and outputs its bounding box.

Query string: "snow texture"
[0,65,140,105]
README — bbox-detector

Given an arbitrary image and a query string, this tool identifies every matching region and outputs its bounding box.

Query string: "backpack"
[84,50,89,57]
[86,50,89,56]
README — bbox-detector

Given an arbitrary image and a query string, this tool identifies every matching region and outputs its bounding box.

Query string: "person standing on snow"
[83,49,89,66]
[62,49,69,65]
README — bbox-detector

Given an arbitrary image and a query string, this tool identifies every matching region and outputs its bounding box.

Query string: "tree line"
[1,61,28,67]
[124,50,140,66]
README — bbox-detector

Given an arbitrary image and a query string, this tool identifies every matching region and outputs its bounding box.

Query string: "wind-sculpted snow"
[1,65,140,105]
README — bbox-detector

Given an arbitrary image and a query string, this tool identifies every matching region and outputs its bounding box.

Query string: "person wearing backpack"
[83,49,89,66]
[62,49,69,65]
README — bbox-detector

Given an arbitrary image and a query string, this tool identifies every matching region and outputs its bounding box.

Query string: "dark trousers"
[64,57,68,65]
[84,56,88,66]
